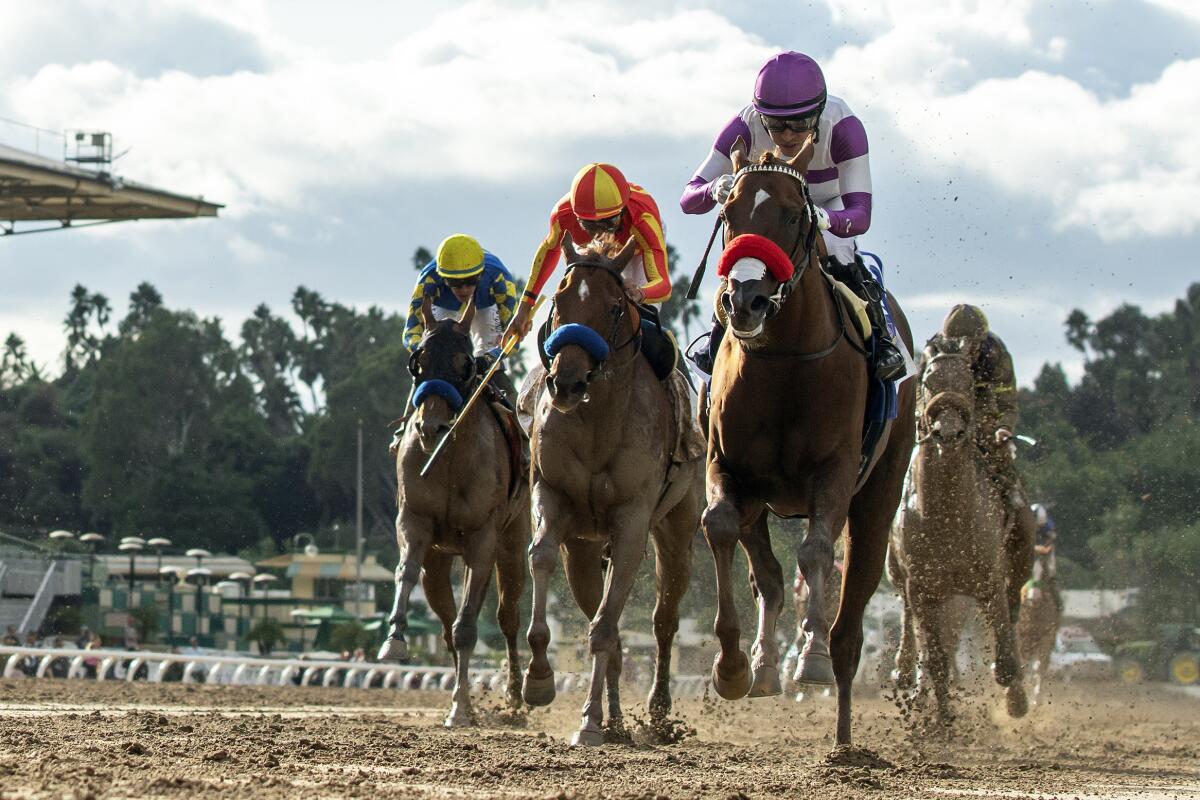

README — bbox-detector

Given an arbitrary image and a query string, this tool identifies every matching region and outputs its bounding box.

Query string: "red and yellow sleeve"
[631,211,670,303]
[525,214,566,305]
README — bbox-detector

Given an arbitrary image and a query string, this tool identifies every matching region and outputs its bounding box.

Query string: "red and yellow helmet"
[569,163,630,221]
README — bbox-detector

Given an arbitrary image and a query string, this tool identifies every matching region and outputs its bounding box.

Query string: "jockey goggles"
[445,276,480,290]
[760,112,819,134]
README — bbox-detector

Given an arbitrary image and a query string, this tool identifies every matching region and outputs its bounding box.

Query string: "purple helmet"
[753,52,827,117]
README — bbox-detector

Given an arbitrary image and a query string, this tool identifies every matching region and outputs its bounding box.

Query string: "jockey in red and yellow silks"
[508,163,670,341]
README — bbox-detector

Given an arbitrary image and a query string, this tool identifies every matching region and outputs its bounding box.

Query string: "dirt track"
[0,676,1196,799]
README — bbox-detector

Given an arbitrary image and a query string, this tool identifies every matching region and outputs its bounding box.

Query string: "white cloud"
[6,2,772,217]
[822,1,1200,241]
[226,233,276,264]
[1143,0,1200,24]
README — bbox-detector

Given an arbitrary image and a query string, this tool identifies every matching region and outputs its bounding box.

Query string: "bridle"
[916,352,976,444]
[726,162,820,319]
[540,260,643,383]
[407,324,479,416]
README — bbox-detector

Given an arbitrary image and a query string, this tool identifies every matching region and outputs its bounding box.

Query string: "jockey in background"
[925,304,1036,549]
[680,50,906,382]
[1031,502,1062,610]
[403,233,518,403]
[506,162,672,342]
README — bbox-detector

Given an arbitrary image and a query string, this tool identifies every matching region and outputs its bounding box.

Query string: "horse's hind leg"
[445,527,499,728]
[700,469,755,700]
[496,508,529,709]
[573,516,649,746]
[648,504,696,721]
[379,510,433,661]
[982,579,1028,718]
[422,550,458,662]
[742,512,785,698]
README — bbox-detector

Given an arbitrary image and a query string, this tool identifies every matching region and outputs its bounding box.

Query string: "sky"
[1,0,1198,387]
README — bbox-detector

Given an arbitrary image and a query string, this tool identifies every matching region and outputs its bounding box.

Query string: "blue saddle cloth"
[858,251,899,485]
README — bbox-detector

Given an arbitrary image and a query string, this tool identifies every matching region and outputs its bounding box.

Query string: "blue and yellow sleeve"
[403,275,437,352]
[490,270,518,331]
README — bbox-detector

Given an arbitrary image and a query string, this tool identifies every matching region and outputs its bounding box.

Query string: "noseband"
[917,353,975,443]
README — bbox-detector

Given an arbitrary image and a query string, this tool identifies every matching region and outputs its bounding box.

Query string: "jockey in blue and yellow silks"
[404,234,518,359]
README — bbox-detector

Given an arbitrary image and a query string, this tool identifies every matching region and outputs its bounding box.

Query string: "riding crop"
[419,297,545,477]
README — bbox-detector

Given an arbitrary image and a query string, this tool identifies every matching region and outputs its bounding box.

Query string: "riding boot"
[688,316,726,377]
[828,256,907,382]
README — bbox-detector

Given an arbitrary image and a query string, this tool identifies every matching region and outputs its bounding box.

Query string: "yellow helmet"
[435,234,485,280]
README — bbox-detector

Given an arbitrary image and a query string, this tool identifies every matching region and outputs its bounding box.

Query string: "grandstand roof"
[0,143,221,235]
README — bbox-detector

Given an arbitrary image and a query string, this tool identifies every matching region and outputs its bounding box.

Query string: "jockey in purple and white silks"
[680,51,907,383]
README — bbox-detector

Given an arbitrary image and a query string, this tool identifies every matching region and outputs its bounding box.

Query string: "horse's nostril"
[720,294,734,313]
[750,296,768,313]
[571,380,587,395]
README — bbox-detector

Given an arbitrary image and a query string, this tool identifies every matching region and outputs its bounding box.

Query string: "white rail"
[0,646,708,696]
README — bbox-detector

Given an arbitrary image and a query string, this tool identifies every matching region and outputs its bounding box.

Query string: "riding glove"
[710,174,735,204]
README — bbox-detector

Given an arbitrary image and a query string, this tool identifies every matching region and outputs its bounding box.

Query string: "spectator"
[18,631,41,676]
[48,637,69,678]
[2,625,18,645]
[75,626,92,650]
[123,616,139,650]
[83,632,103,679]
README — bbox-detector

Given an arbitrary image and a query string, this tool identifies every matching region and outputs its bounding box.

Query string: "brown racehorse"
[889,343,1030,725]
[1017,550,1060,705]
[522,238,704,745]
[700,140,917,747]
[378,295,529,727]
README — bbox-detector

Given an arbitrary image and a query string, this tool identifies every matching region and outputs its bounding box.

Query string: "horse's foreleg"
[912,591,953,728]
[523,480,567,707]
[742,512,785,698]
[573,513,649,746]
[445,528,498,728]
[495,509,529,709]
[829,512,889,746]
[893,589,917,689]
[795,479,850,686]
[648,504,695,721]
[379,511,432,661]
[982,578,1028,718]
[701,470,752,700]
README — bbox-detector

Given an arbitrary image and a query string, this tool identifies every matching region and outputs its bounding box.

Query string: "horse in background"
[522,237,704,745]
[379,295,529,727]
[1017,548,1061,705]
[889,341,1029,726]
[700,140,917,747]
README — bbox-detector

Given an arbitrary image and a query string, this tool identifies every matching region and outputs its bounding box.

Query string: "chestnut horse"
[889,343,1030,724]
[523,238,704,745]
[379,296,529,727]
[701,141,916,747]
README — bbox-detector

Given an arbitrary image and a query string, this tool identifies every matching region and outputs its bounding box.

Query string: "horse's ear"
[421,294,436,331]
[730,136,749,173]
[561,234,579,264]
[612,237,638,271]
[457,291,477,332]
[785,134,816,172]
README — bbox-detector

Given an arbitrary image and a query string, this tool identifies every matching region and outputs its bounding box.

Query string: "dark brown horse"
[701,140,916,746]
[522,238,704,745]
[889,343,1030,724]
[378,296,529,727]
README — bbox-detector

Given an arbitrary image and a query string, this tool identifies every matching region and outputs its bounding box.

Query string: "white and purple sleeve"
[827,115,873,238]
[680,115,752,215]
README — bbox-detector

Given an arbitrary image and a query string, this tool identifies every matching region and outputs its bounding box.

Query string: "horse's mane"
[581,233,623,261]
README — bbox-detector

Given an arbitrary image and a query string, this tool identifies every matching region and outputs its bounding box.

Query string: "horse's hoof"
[571,724,605,747]
[444,703,473,728]
[795,651,836,686]
[1006,686,1029,719]
[522,671,557,707]
[711,651,752,700]
[890,668,915,690]
[747,664,782,698]
[377,638,408,662]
